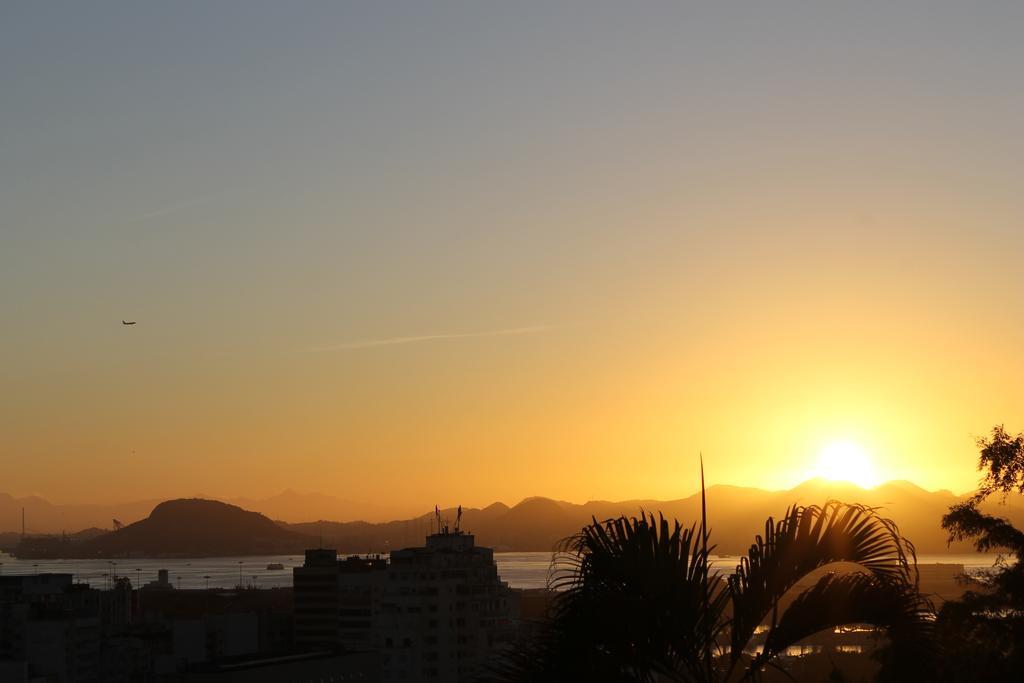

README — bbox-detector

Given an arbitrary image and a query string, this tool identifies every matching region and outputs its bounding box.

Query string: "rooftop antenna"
[434,505,441,535]
[455,505,463,533]
[21,507,25,540]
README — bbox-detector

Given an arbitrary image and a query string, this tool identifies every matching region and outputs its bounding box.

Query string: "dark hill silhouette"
[73,499,314,558]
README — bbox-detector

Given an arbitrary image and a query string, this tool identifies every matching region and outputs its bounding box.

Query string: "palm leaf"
[744,571,934,681]
[489,498,930,682]
[727,501,918,669]
[543,512,728,681]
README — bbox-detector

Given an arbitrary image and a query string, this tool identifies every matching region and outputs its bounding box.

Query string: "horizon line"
[1,477,977,510]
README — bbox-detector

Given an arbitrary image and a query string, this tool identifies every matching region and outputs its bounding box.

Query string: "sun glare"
[812,441,880,488]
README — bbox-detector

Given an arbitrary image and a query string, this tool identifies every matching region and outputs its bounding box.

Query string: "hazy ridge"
[0,490,413,535]
[5,480,1023,557]
[285,479,1024,555]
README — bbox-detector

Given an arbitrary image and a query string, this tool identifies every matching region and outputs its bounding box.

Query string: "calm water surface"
[0,552,1010,591]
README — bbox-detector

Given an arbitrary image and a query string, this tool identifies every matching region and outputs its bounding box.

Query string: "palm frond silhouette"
[484,495,934,682]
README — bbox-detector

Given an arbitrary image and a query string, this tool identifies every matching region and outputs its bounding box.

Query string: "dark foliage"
[942,502,1024,553]
[936,424,1024,682]
[974,425,1024,500]
[484,500,933,682]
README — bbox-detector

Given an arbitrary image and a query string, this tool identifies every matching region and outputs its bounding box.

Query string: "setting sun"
[812,441,880,488]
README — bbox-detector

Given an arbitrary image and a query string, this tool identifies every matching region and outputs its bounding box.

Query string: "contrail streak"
[126,190,229,223]
[305,325,548,352]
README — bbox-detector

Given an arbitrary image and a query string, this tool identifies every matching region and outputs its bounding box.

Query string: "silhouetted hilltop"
[69,499,314,558]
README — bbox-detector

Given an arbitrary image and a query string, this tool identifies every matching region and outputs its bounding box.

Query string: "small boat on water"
[266,563,285,570]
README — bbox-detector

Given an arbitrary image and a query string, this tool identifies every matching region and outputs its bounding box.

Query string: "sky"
[2,2,1023,511]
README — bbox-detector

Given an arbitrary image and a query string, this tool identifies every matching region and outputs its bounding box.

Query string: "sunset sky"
[2,2,1022,510]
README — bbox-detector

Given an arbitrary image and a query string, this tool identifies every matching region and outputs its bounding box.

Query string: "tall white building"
[293,525,518,682]
[379,530,517,681]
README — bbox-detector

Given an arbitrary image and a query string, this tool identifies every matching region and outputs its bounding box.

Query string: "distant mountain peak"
[68,497,313,558]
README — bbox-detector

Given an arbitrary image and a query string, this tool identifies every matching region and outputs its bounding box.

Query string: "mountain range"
[286,479,1024,555]
[5,479,1023,557]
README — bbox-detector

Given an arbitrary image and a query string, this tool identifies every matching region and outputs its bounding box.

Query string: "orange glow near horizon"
[2,4,1023,517]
